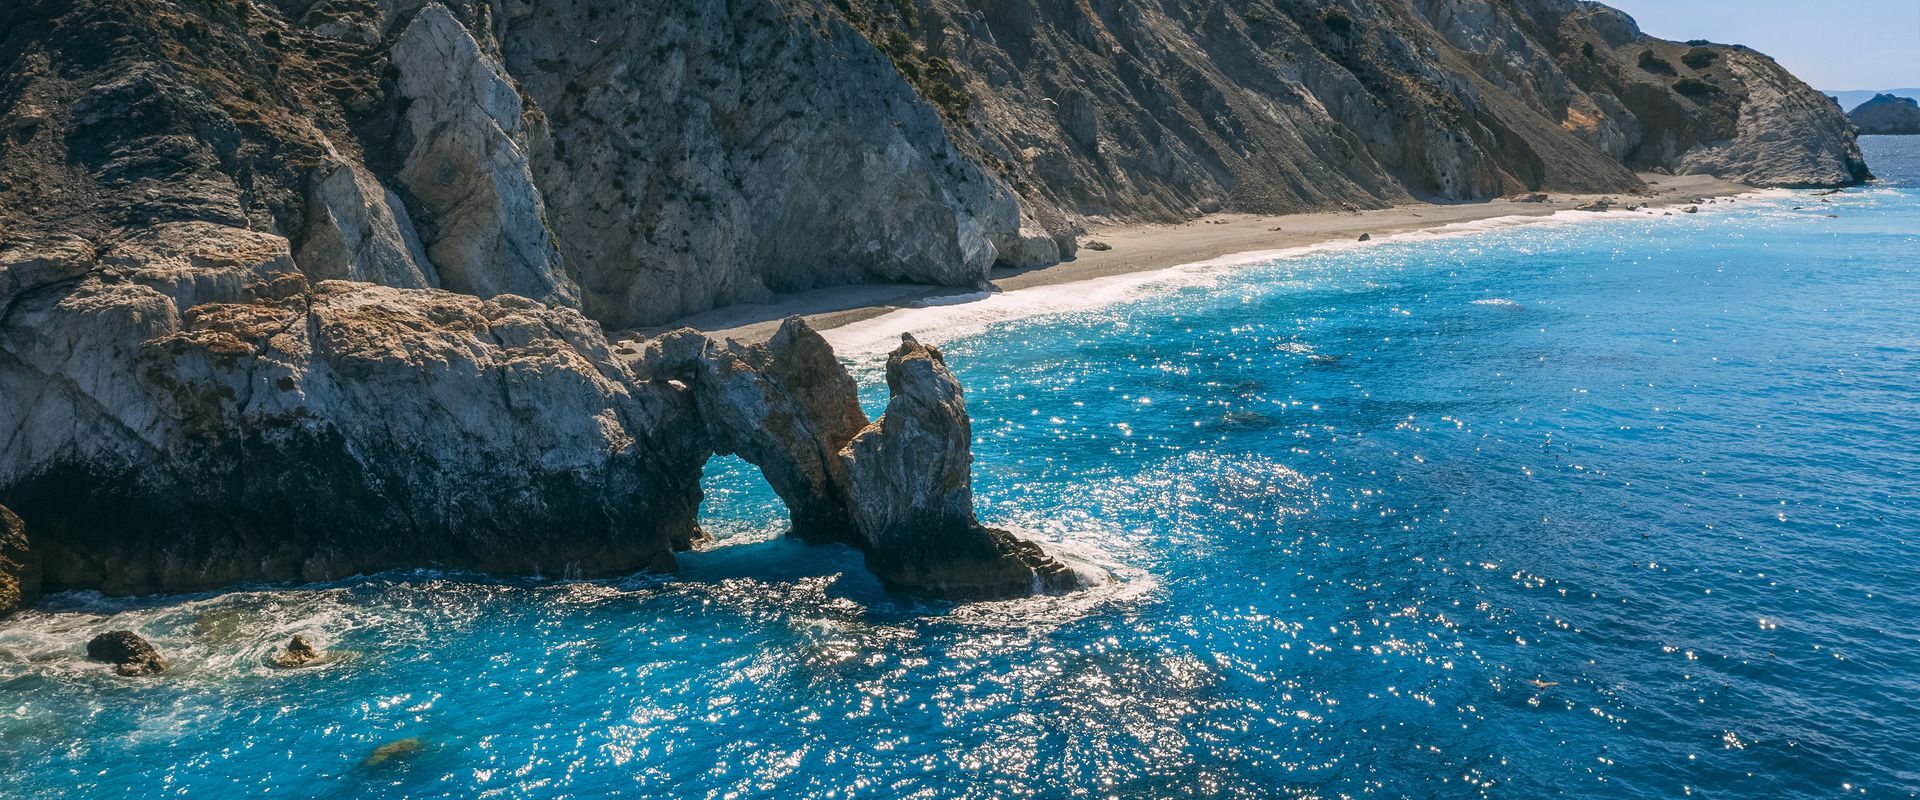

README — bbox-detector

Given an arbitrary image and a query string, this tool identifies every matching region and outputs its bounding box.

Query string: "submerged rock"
[0,505,39,618]
[841,335,1081,598]
[270,635,321,669]
[86,630,167,677]
[361,737,424,768]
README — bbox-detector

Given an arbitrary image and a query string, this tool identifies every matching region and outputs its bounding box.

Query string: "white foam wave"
[825,190,1789,358]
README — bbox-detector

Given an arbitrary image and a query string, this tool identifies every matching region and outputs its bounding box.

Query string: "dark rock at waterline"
[361,737,425,768]
[270,635,321,669]
[1358,233,1372,242]
[86,630,167,676]
[0,505,39,618]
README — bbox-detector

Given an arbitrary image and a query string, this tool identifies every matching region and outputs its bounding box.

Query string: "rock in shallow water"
[270,635,321,669]
[86,630,166,677]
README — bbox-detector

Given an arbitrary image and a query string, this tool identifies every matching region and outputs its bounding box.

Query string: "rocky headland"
[0,0,1873,608]
[1848,94,1920,136]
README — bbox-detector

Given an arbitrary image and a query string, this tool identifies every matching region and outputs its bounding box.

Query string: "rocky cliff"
[1849,94,1920,136]
[0,504,36,617]
[0,0,1869,604]
[0,0,1870,330]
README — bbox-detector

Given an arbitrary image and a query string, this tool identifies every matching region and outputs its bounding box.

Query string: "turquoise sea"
[3,137,1918,798]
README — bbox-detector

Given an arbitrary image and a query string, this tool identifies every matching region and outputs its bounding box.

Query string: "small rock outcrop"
[842,336,1080,597]
[1848,94,1920,135]
[0,505,39,618]
[270,635,321,669]
[86,630,167,677]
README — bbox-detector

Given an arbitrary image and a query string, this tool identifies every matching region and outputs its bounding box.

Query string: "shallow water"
[5,137,1919,798]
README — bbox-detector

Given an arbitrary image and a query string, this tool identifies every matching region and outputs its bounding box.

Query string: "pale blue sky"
[1601,1,1919,90]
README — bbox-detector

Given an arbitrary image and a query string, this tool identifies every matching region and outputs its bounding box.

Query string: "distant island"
[1828,88,1920,112]
[1849,94,1920,135]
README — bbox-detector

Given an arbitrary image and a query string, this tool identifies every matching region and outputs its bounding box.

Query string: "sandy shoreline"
[625,173,1750,345]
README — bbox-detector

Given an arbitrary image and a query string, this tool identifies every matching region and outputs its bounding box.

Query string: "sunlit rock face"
[0,223,707,595]
[634,320,869,542]
[0,0,1866,335]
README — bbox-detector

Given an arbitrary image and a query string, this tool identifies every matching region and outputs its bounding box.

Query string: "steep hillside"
[0,0,1869,330]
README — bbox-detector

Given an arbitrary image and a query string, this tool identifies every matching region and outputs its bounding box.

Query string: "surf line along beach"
[647,172,1751,354]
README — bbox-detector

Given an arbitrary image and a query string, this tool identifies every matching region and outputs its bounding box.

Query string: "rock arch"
[636,318,1079,598]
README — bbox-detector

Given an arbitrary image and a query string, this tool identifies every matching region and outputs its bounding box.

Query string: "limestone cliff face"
[0,222,708,594]
[0,0,1871,602]
[1849,94,1920,136]
[0,0,1870,332]
[0,504,36,618]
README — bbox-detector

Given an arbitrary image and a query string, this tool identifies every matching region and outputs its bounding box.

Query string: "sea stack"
[841,335,1082,597]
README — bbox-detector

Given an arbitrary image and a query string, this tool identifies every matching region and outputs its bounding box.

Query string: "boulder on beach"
[86,630,167,677]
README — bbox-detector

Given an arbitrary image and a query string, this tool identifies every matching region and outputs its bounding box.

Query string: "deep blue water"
[4,137,1919,798]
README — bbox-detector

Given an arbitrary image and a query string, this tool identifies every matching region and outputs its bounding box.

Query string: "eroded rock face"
[0,0,1869,336]
[636,319,869,541]
[841,336,1079,597]
[0,0,1864,604]
[86,630,167,677]
[391,4,577,307]
[0,505,38,618]
[1,223,706,595]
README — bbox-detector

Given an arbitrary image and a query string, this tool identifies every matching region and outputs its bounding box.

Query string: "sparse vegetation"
[1638,50,1676,76]
[1673,77,1722,98]
[1321,6,1355,36]
[831,0,974,125]
[1681,48,1718,70]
